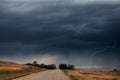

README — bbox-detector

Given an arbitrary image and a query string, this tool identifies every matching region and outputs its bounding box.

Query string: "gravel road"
[13,69,70,80]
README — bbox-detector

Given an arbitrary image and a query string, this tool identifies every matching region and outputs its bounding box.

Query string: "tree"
[25,61,57,69]
[39,64,47,68]
[113,69,118,72]
[59,64,75,70]
[25,63,32,65]
[67,64,75,70]
[32,61,40,67]
[33,61,38,65]
[59,64,68,69]
[47,64,56,69]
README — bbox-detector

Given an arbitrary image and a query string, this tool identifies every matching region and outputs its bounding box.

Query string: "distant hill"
[0,60,28,70]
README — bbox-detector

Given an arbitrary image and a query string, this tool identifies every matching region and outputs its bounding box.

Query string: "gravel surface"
[13,69,70,80]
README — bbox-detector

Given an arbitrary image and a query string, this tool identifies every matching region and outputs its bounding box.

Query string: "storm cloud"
[0,0,120,66]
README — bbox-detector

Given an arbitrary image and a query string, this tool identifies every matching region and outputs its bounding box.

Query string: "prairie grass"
[0,67,46,80]
[66,70,120,80]
[63,70,78,80]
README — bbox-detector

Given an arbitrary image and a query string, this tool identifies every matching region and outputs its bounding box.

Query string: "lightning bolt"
[89,41,117,68]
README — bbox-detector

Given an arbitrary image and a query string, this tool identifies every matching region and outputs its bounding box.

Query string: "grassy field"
[64,70,78,80]
[66,69,120,80]
[0,60,46,80]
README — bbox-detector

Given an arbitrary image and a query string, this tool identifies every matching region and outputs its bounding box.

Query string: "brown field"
[0,64,29,70]
[66,69,120,80]
[0,60,29,70]
[0,60,46,80]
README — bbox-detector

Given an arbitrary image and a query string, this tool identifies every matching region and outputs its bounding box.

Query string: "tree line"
[25,61,75,70]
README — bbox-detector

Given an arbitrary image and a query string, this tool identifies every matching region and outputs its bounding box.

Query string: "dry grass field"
[0,60,29,70]
[0,60,46,80]
[66,69,120,80]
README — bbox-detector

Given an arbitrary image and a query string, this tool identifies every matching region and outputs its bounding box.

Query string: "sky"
[0,0,120,66]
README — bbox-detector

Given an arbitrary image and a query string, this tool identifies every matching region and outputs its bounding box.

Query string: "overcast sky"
[0,0,120,66]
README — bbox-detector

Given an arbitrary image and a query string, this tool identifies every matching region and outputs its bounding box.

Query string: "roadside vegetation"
[66,69,120,80]
[58,63,77,80]
[2,60,120,80]
[0,60,46,80]
[64,70,78,80]
[26,61,75,70]
[25,61,56,69]
[0,67,45,80]
[59,64,75,70]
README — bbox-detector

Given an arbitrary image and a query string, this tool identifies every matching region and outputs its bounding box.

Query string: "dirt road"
[13,69,70,80]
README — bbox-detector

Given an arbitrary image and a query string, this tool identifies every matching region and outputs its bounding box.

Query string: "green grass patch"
[63,70,78,80]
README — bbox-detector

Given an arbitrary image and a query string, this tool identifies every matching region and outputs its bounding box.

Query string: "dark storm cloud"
[0,0,120,65]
